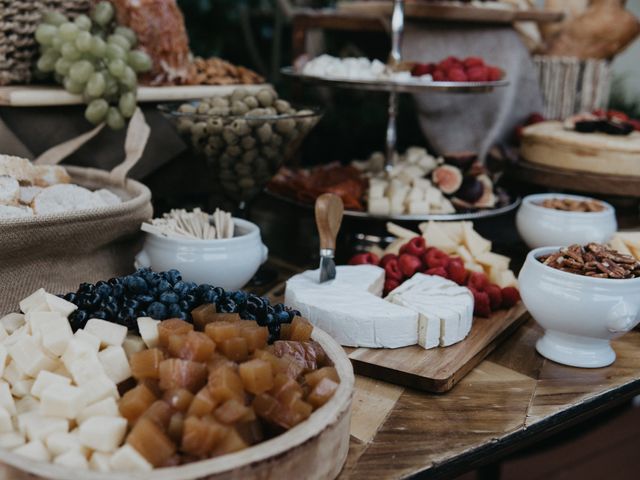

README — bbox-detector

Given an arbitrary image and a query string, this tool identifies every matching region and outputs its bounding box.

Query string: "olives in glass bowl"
[159,88,322,207]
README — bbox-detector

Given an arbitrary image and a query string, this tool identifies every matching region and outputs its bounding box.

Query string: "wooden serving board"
[347,303,529,393]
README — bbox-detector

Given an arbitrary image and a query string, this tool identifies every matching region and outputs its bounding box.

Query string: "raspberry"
[466,66,489,82]
[629,119,640,131]
[433,69,446,81]
[486,284,503,310]
[425,267,448,279]
[399,254,422,278]
[399,236,427,257]
[447,68,468,82]
[384,278,400,296]
[348,252,379,266]
[438,56,462,71]
[411,63,434,77]
[608,110,629,122]
[463,57,484,68]
[467,271,489,292]
[384,258,403,282]
[446,259,467,285]
[487,66,503,81]
[423,248,450,269]
[501,287,520,309]
[470,288,491,317]
[379,254,399,268]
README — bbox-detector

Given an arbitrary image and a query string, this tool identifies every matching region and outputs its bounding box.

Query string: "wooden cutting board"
[346,303,529,393]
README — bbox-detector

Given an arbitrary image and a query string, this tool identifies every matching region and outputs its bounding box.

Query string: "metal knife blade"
[319,249,336,283]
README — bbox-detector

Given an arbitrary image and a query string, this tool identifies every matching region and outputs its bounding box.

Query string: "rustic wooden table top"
[257,259,640,480]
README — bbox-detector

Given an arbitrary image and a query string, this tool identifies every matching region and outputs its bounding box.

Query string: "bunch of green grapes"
[34,1,152,130]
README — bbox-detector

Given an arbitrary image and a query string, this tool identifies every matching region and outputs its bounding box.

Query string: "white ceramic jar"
[516,193,617,249]
[135,218,268,290]
[519,246,640,368]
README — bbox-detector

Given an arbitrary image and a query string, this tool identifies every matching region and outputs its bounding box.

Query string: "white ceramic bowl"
[135,218,268,290]
[519,246,640,368]
[516,193,617,249]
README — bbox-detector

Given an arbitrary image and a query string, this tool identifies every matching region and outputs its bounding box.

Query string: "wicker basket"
[0,0,91,85]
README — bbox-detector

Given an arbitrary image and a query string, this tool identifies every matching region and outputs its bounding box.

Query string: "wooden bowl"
[0,327,355,480]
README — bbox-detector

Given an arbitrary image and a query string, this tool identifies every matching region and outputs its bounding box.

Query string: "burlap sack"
[0,109,153,315]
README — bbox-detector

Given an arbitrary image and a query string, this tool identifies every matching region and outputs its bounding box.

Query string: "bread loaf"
[32,184,108,216]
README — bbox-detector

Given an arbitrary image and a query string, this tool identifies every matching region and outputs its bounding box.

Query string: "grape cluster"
[63,268,300,343]
[34,2,152,130]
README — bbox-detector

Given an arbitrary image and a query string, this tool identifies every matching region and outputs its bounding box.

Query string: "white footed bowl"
[136,218,268,290]
[519,247,640,368]
[516,193,617,249]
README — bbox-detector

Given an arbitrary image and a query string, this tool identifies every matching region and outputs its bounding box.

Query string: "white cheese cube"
[3,361,24,386]
[497,270,518,289]
[8,336,57,377]
[368,178,387,199]
[62,339,103,385]
[11,379,34,398]
[0,313,25,334]
[77,397,119,424]
[13,440,50,462]
[84,319,127,348]
[0,382,16,414]
[38,315,73,356]
[78,416,127,453]
[74,330,100,352]
[122,335,145,359]
[80,374,119,405]
[41,384,87,419]
[0,345,7,378]
[54,450,90,469]
[4,326,28,347]
[367,197,390,216]
[46,432,88,457]
[418,311,442,349]
[24,414,68,441]
[0,406,13,433]
[52,364,72,380]
[406,186,424,203]
[137,317,159,348]
[44,293,77,317]
[19,289,49,314]
[98,346,131,384]
[109,444,153,472]
[408,200,430,215]
[31,371,71,399]
[25,311,62,335]
[90,452,113,472]
[15,396,39,415]
[462,223,492,257]
[0,432,25,449]
[0,324,8,343]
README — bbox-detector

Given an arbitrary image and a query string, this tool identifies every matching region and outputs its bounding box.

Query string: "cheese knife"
[315,193,344,283]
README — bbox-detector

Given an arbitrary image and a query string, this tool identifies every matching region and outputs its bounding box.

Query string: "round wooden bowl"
[0,327,355,480]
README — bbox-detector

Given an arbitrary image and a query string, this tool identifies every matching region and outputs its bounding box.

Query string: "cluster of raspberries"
[411,56,503,82]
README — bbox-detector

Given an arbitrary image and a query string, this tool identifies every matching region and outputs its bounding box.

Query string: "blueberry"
[124,298,140,310]
[265,313,275,325]
[166,269,182,284]
[273,303,284,313]
[276,311,290,324]
[137,310,147,318]
[69,310,88,330]
[135,294,155,305]
[147,302,168,320]
[156,279,171,293]
[178,300,190,312]
[212,287,225,298]
[218,299,237,313]
[91,310,108,320]
[200,289,218,304]
[96,283,112,298]
[268,323,281,343]
[175,311,189,321]
[231,291,248,305]
[79,294,100,309]
[117,307,136,325]
[173,281,189,297]
[108,277,121,286]
[159,291,179,304]
[112,284,125,298]
[125,276,148,294]
[63,292,77,303]
[78,283,95,294]
[167,303,182,318]
[196,284,213,296]
[104,301,119,319]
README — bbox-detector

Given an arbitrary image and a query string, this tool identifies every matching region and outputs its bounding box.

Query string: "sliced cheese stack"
[0,289,151,473]
[285,265,474,350]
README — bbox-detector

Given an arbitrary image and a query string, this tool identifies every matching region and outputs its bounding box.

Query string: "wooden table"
[257,259,640,480]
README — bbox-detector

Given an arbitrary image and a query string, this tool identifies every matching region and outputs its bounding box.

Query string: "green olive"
[240,136,257,150]
[231,101,249,116]
[206,118,224,134]
[256,123,272,143]
[274,99,291,114]
[243,96,259,109]
[230,88,249,103]
[275,118,296,135]
[222,129,239,145]
[256,88,275,107]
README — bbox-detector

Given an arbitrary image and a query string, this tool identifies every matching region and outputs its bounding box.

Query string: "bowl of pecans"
[516,193,617,249]
[519,243,640,368]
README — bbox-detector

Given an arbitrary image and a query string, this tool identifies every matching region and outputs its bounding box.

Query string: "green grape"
[104,73,120,101]
[54,57,72,76]
[61,42,81,61]
[74,14,92,31]
[36,51,59,73]
[51,36,64,51]
[119,92,137,118]
[105,43,126,61]
[85,99,109,125]
[42,11,68,27]
[85,72,106,98]
[75,31,92,52]
[127,51,152,73]
[58,22,79,42]
[64,77,85,94]
[119,66,138,91]
[90,36,107,57]
[69,60,94,83]
[107,34,131,51]
[35,24,57,46]
[92,1,115,28]
[108,59,126,78]
[114,27,137,47]
[106,107,125,130]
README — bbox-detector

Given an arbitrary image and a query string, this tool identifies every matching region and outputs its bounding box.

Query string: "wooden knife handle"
[315,193,344,251]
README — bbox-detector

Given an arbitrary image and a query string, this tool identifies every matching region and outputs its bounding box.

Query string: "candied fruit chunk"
[130,348,165,380]
[191,303,217,331]
[304,367,339,389]
[280,324,292,340]
[271,373,303,406]
[159,358,208,393]
[143,400,174,429]
[236,420,264,445]
[252,393,279,420]
[158,319,194,348]
[127,417,177,467]
[253,349,287,373]
[163,389,195,412]
[280,354,305,380]
[290,317,313,342]
[188,387,217,417]
[208,366,245,403]
[181,415,228,457]
[212,427,248,456]
[205,322,241,343]
[214,313,241,323]
[139,378,162,397]
[253,393,303,430]
[239,320,259,329]
[207,352,235,372]
[119,383,157,424]
[179,331,216,362]
[214,399,250,425]
[167,334,188,358]
[167,412,185,444]
[307,377,339,408]
[240,326,269,353]
[291,399,313,421]
[219,337,249,363]
[273,341,326,371]
[239,359,273,395]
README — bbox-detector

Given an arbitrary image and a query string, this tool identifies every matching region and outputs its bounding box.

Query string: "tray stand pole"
[385,0,405,172]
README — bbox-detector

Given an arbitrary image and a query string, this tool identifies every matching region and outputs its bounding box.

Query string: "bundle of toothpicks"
[141,208,234,240]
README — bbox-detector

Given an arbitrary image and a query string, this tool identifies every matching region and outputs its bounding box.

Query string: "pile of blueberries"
[63,268,300,342]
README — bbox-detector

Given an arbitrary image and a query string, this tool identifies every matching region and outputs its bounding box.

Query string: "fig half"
[432,164,463,195]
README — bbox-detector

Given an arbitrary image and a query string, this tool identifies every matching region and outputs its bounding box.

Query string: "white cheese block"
[137,317,160,348]
[368,197,391,216]
[78,416,127,453]
[74,329,101,352]
[37,314,73,356]
[122,335,146,359]
[98,346,131,384]
[8,336,57,377]
[54,450,90,469]
[46,432,88,457]
[0,313,25,334]
[0,432,25,449]
[0,324,7,343]
[3,361,25,386]
[109,444,153,472]
[4,326,28,347]
[24,414,68,441]
[80,374,119,405]
[0,382,16,414]
[11,379,34,398]
[41,384,87,419]
[0,345,7,378]
[85,319,127,348]
[90,452,113,473]
[44,293,77,317]
[77,397,119,424]
[0,406,13,433]
[13,440,51,462]
[62,339,103,385]
[19,289,49,315]
[15,396,39,415]
[286,265,385,298]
